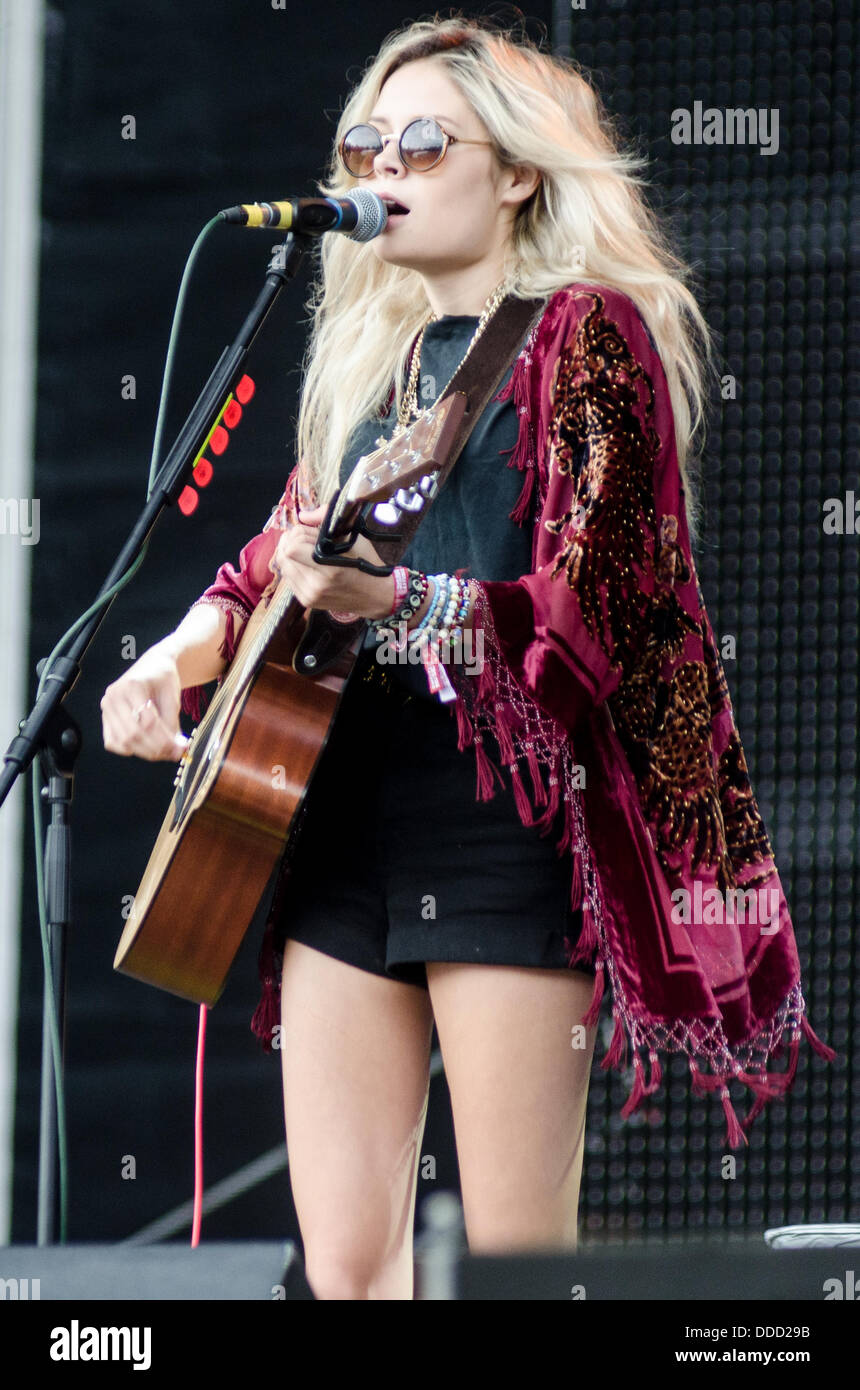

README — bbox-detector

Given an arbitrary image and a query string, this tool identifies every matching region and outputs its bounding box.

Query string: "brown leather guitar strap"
[293,292,547,675]
[369,293,547,568]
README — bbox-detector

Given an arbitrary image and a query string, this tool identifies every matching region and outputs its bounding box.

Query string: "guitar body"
[113,392,466,1006]
[114,587,361,1005]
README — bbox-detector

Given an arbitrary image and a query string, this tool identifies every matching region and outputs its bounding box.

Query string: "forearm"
[156,602,230,689]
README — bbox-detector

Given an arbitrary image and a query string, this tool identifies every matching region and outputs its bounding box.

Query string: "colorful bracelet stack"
[368,567,473,701]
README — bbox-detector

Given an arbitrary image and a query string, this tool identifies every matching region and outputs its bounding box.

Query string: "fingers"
[269,524,319,584]
[102,689,187,762]
[295,502,328,524]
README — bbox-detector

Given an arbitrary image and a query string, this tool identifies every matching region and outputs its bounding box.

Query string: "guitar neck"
[214,572,303,710]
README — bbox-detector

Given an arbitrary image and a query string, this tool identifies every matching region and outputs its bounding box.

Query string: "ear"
[499,162,542,211]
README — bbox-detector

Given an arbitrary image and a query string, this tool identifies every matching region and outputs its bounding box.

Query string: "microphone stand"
[0,229,312,1243]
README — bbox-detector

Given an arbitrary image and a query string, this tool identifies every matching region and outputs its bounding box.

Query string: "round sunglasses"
[338,117,492,178]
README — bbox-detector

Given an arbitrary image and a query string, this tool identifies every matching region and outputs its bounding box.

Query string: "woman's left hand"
[269,503,395,619]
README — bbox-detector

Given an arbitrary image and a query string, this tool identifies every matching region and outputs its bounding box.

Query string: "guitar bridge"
[171,727,199,826]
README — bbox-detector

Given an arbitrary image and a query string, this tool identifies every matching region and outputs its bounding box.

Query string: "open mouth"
[381,197,410,217]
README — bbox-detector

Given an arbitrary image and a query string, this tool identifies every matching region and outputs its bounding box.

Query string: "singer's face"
[359,59,530,288]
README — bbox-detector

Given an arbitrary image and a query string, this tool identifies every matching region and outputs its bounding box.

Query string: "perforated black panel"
[555,0,858,1242]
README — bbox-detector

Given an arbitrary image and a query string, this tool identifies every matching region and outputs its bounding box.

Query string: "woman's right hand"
[101,644,190,762]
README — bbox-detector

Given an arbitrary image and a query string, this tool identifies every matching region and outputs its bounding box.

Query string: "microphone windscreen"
[344,189,388,242]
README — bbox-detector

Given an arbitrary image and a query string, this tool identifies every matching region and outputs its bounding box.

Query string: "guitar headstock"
[341,391,466,526]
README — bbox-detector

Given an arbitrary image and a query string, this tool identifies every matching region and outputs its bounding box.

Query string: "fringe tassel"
[571,896,599,960]
[475,660,496,705]
[250,919,280,1052]
[644,1048,663,1095]
[734,1063,793,1100]
[688,1066,750,1148]
[775,1034,803,1091]
[620,1051,647,1118]
[250,979,279,1052]
[689,1061,727,1095]
[600,1013,628,1071]
[218,608,238,664]
[495,345,537,529]
[740,1091,770,1134]
[509,462,536,527]
[801,1014,838,1062]
[454,697,474,751]
[474,735,503,800]
[532,774,561,835]
[181,684,207,721]
[582,958,605,1027]
[493,710,517,765]
[510,764,537,825]
[720,1087,748,1149]
[524,741,548,807]
[555,792,577,854]
[568,845,584,912]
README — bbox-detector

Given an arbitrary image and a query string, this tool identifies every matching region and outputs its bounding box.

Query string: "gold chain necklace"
[394,280,509,433]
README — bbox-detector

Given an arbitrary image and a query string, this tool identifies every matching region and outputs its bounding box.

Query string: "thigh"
[279,937,435,1293]
[425,961,598,1253]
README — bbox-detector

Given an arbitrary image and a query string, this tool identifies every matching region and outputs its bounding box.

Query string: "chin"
[370,242,423,272]
[370,241,449,275]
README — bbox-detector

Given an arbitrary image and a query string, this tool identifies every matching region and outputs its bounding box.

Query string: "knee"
[304,1256,372,1295]
[304,1245,414,1301]
[304,1250,380,1301]
[306,1265,371,1301]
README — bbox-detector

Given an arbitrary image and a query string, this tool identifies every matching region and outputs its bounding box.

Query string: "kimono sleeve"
[180,459,318,719]
[473,292,665,736]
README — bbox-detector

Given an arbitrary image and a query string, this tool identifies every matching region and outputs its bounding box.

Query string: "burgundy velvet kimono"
[182,283,836,1149]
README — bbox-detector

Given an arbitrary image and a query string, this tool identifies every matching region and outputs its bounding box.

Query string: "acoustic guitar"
[114,393,465,1004]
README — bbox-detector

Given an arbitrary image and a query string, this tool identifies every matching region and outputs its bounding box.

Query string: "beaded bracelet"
[415,577,461,699]
[407,575,471,641]
[419,576,467,630]
[438,579,472,641]
[437,576,468,638]
[410,572,449,638]
[368,567,428,631]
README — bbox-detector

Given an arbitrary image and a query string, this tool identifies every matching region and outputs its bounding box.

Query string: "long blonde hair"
[296,14,719,540]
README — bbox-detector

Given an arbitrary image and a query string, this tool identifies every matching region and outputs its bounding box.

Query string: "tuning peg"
[394,486,424,512]
[372,501,401,525]
[418,473,439,498]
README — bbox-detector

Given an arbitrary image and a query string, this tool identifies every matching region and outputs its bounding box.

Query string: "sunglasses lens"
[340,125,381,177]
[400,118,445,170]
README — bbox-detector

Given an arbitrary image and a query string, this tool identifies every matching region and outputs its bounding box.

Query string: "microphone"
[218,189,387,242]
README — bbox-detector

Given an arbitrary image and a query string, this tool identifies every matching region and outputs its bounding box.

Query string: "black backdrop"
[13,0,858,1248]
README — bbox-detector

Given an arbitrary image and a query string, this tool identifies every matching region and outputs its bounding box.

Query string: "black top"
[339,315,534,698]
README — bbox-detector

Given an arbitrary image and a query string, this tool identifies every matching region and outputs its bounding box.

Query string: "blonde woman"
[101,16,834,1299]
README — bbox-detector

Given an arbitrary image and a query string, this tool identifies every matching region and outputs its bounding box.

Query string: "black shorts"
[270,645,596,989]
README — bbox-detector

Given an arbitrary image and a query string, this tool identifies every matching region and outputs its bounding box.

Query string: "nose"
[372,132,406,179]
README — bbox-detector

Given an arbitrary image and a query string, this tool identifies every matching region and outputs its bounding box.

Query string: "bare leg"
[279,939,435,1300]
[425,962,597,1254]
